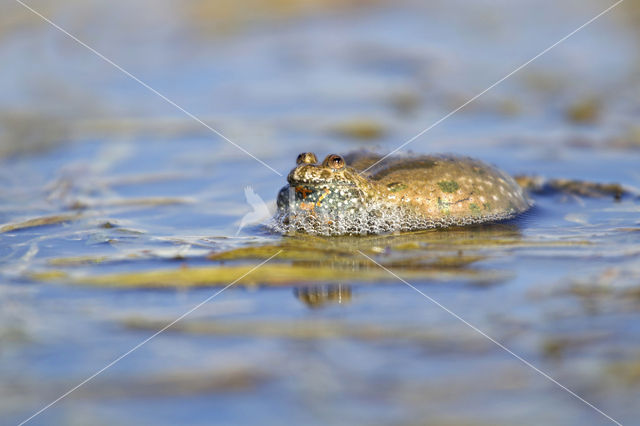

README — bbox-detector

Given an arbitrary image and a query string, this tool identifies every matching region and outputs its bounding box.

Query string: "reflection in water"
[295,284,352,309]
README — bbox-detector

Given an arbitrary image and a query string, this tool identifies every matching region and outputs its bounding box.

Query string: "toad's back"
[346,153,531,225]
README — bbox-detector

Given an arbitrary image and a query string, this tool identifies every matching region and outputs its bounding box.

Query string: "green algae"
[387,182,408,192]
[437,180,460,193]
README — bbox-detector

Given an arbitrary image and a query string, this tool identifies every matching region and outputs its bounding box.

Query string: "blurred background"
[1,0,640,425]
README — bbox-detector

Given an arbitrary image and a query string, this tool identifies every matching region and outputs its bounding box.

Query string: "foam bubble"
[269,201,519,236]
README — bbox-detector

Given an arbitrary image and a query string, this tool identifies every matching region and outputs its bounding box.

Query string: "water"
[1,0,640,424]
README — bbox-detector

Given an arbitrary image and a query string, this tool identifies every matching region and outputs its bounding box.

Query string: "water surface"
[1,0,640,424]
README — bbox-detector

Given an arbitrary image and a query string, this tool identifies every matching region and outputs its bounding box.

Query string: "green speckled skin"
[277,152,531,231]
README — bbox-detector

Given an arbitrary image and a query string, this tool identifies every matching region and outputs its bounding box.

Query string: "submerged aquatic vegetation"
[33,259,506,289]
[122,316,492,352]
[566,97,602,124]
[329,118,386,140]
[514,176,629,200]
[0,213,81,233]
[53,264,389,288]
[28,224,599,290]
[606,355,640,387]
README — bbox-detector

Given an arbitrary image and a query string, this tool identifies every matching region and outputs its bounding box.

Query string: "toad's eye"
[323,154,345,170]
[296,152,318,165]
